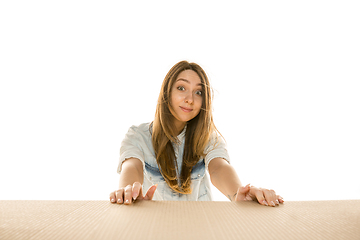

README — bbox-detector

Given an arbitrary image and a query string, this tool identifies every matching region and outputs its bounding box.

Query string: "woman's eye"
[177,86,185,91]
[196,90,202,96]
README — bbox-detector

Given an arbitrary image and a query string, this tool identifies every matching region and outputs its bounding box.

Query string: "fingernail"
[270,201,275,207]
[263,200,268,206]
[133,196,137,201]
[117,199,122,204]
[125,199,129,204]
[276,200,279,205]
[111,198,115,203]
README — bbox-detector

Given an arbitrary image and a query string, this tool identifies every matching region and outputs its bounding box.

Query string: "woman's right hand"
[109,182,157,205]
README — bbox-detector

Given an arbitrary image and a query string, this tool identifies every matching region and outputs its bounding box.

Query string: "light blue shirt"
[118,123,230,201]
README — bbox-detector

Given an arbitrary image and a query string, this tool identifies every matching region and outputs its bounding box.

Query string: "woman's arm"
[208,157,243,201]
[109,158,157,204]
[208,158,284,206]
[118,158,144,187]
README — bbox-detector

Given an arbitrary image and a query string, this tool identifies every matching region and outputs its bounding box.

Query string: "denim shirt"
[117,123,230,201]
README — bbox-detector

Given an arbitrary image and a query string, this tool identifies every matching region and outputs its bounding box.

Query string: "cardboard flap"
[1,200,359,239]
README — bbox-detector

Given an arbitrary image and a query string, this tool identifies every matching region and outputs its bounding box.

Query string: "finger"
[109,192,116,203]
[245,194,253,201]
[234,184,250,201]
[243,184,253,201]
[238,184,251,194]
[115,189,124,204]
[132,182,142,201]
[252,188,268,206]
[263,189,277,207]
[277,195,284,203]
[143,184,157,200]
[124,185,133,205]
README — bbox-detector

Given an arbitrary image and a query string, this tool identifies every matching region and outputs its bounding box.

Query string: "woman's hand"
[109,182,157,205]
[235,184,284,207]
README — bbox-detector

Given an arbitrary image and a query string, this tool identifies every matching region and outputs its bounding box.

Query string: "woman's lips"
[180,106,193,113]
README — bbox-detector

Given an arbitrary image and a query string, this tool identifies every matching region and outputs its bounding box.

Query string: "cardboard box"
[0,200,359,239]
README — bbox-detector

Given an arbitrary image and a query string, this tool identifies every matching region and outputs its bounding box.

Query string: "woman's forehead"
[176,70,202,85]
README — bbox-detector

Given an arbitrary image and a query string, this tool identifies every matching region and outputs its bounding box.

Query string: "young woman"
[109,61,284,206]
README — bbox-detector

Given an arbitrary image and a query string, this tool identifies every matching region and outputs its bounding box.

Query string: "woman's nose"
[185,93,194,104]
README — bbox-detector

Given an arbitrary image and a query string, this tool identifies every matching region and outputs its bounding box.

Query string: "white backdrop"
[1,0,359,201]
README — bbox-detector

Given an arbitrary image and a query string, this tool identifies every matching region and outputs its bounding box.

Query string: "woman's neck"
[173,119,186,136]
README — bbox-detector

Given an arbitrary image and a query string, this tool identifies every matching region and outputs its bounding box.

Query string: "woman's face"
[170,69,203,132]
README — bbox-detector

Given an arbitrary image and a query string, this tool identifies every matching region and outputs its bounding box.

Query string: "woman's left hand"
[235,184,284,207]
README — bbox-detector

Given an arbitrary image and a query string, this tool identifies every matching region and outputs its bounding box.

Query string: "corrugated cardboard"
[1,200,359,239]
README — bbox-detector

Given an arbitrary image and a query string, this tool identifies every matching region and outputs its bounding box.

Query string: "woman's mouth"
[180,106,193,113]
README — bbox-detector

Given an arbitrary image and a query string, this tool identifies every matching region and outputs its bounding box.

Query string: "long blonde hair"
[151,60,219,194]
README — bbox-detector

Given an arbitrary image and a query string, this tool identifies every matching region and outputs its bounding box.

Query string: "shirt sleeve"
[117,125,145,174]
[204,133,230,171]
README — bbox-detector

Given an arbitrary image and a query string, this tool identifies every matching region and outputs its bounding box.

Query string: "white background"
[1,0,359,201]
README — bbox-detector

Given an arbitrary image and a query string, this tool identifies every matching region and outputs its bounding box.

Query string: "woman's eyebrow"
[176,78,203,86]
